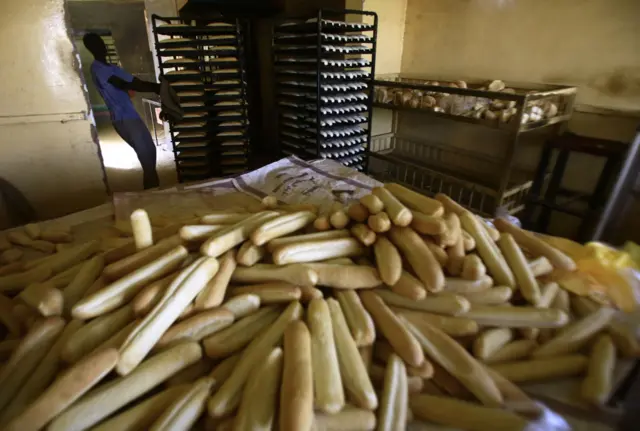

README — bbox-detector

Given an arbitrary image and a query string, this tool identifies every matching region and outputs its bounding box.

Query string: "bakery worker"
[83,32,161,190]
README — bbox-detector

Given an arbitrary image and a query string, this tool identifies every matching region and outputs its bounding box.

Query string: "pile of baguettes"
[0,183,638,431]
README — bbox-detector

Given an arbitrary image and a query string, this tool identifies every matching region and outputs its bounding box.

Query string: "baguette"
[102,223,182,264]
[87,318,139,356]
[251,211,316,246]
[117,257,219,375]
[166,358,213,387]
[335,290,376,346]
[307,263,382,289]
[538,281,559,308]
[582,334,616,406]
[374,340,434,378]
[350,223,376,246]
[448,286,513,305]
[1,248,22,264]
[313,215,331,231]
[376,289,469,316]
[369,363,423,394]
[395,307,479,336]
[103,235,183,280]
[402,317,503,407]
[377,354,404,431]
[221,293,261,318]
[266,230,350,253]
[231,263,318,286]
[462,230,476,251]
[179,225,225,242]
[359,345,373,372]
[484,339,538,364]
[18,282,63,317]
[461,213,515,288]
[131,272,177,316]
[388,226,444,292]
[360,194,384,214]
[73,245,188,319]
[497,233,540,305]
[373,236,402,285]
[234,348,282,431]
[0,265,52,293]
[280,321,314,431]
[386,183,444,216]
[0,234,11,251]
[494,218,576,271]
[131,209,153,250]
[423,237,448,266]
[209,353,241,389]
[273,237,366,265]
[4,348,119,431]
[529,256,553,277]
[461,254,486,281]
[388,270,427,300]
[372,187,412,226]
[228,282,302,303]
[440,213,461,247]
[208,301,303,417]
[0,293,21,337]
[430,362,474,400]
[446,235,465,276]
[551,288,571,313]
[150,377,213,431]
[63,255,105,314]
[532,307,615,358]
[156,308,234,348]
[329,204,350,229]
[236,241,265,266]
[200,212,249,225]
[194,250,236,310]
[465,304,569,328]
[473,328,513,360]
[313,407,376,431]
[346,202,369,223]
[0,261,24,277]
[434,193,467,215]
[201,211,279,257]
[411,212,446,235]
[490,355,588,383]
[327,298,377,410]
[308,299,344,413]
[445,275,493,292]
[360,291,424,367]
[49,342,202,431]
[410,394,528,431]
[484,367,542,417]
[367,212,391,233]
[299,285,323,302]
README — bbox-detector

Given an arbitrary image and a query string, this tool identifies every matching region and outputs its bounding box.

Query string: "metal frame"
[369,75,577,216]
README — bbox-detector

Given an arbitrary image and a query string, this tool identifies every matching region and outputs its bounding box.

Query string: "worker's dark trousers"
[112,118,160,189]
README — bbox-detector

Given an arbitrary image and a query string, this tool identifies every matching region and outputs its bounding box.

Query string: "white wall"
[0,0,108,221]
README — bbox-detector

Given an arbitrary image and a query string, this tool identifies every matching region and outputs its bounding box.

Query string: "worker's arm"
[108,75,160,94]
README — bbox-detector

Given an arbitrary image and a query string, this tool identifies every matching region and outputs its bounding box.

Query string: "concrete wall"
[0,0,108,222]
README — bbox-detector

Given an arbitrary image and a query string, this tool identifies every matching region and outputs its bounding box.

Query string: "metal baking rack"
[369,74,577,216]
[152,15,251,182]
[272,9,378,172]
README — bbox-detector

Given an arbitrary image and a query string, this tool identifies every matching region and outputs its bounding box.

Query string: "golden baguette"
[221,293,261,318]
[236,240,265,266]
[484,367,542,418]
[4,348,119,431]
[49,342,202,431]
[117,257,219,375]
[179,225,225,242]
[446,286,513,305]
[19,282,63,317]
[446,235,465,276]
[538,281,559,308]
[497,232,540,305]
[551,288,570,313]
[472,328,513,360]
[372,187,412,226]
[373,236,402,286]
[313,215,331,231]
[493,218,576,271]
[103,235,183,280]
[350,223,376,246]
[529,256,553,277]
[440,213,461,247]
[201,211,279,257]
[308,299,345,413]
[434,193,467,216]
[251,211,316,246]
[200,212,249,225]
[359,345,373,372]
[386,183,444,216]
[131,209,153,250]
[73,245,188,319]
[194,250,235,310]
[132,272,177,316]
[401,317,503,407]
[484,339,538,364]
[0,339,18,361]
[394,307,479,336]
[582,334,616,406]
[368,212,391,233]
[62,305,134,363]
[346,202,369,223]
[231,263,318,286]
[360,291,424,367]
[234,347,282,431]
[0,293,21,336]
[166,358,213,387]
[156,308,234,348]
[369,364,423,394]
[445,275,493,292]
[0,265,52,293]
[410,394,528,431]
[0,317,65,412]
[327,298,378,410]
[373,340,434,378]
[63,255,105,314]
[462,230,476,251]
[465,304,569,328]
[388,226,445,292]
[430,361,474,400]
[228,282,302,303]
[388,270,427,300]
[299,285,323,302]
[360,194,384,214]
[376,289,470,316]
[0,261,24,277]
[306,263,382,289]
[102,223,180,264]
[532,307,615,358]
[329,205,350,229]
[410,212,446,235]
[273,237,366,265]
[208,301,303,418]
[0,248,22,265]
[394,359,409,431]
[203,306,280,358]
[490,355,588,383]
[91,384,188,431]
[313,407,377,431]
[149,377,213,431]
[377,354,404,431]
[280,321,314,431]
[335,290,376,346]
[208,353,240,389]
[266,230,350,253]
[423,237,448,266]
[460,213,515,288]
[33,239,100,274]
[49,262,83,289]
[82,274,106,299]
[461,254,486,281]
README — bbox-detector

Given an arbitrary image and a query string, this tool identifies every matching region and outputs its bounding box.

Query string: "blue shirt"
[90,61,140,122]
